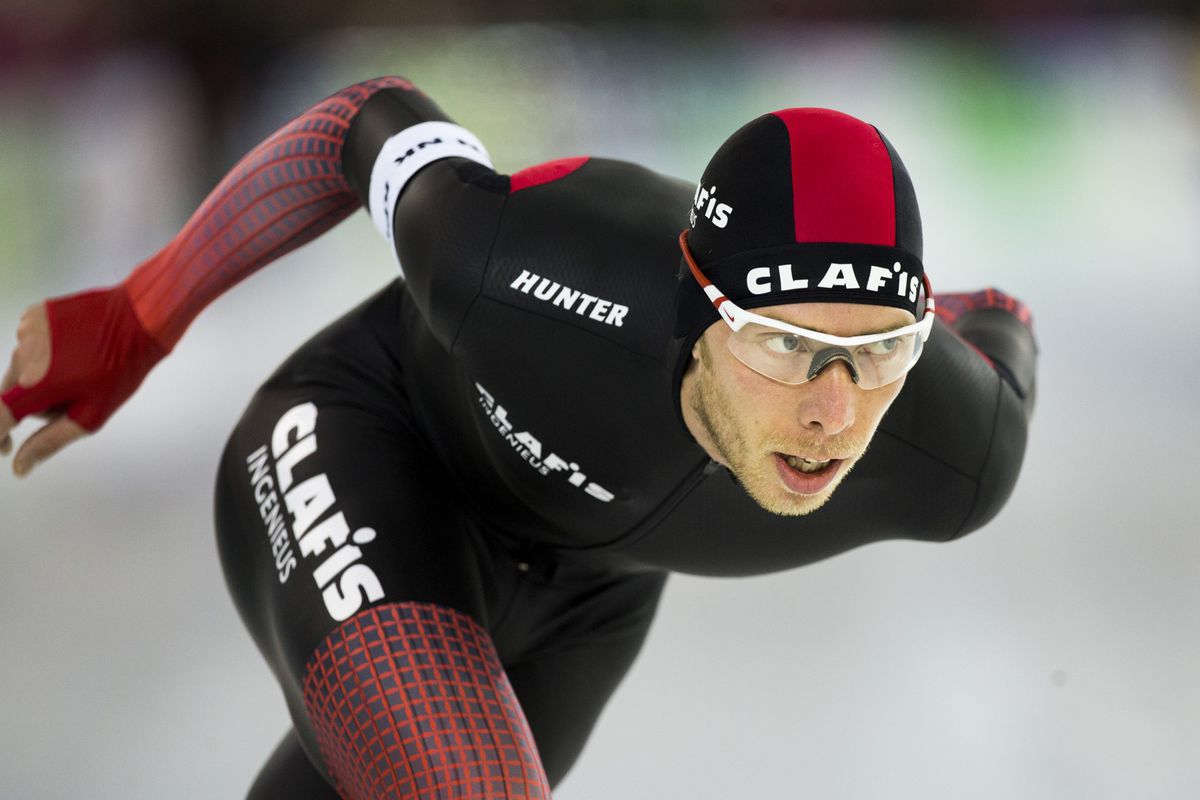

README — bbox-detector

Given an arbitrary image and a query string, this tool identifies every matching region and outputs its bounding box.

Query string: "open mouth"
[783,454,834,474]
[773,452,844,495]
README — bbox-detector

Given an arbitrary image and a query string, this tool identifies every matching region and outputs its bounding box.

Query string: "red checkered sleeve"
[303,602,552,800]
[123,76,415,351]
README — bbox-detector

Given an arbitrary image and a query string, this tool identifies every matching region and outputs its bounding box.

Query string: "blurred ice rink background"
[1,3,1197,798]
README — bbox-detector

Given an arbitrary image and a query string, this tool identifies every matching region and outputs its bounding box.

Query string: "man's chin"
[737,454,857,517]
[754,486,837,517]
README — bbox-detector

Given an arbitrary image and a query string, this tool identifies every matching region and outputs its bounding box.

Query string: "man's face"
[681,301,913,516]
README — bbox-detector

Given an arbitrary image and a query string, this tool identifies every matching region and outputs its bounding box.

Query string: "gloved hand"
[935,287,1037,419]
[0,284,166,476]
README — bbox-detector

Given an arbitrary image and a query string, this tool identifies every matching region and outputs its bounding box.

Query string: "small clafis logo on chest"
[476,382,615,503]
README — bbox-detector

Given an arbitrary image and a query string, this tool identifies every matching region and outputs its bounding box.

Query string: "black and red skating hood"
[676,108,925,333]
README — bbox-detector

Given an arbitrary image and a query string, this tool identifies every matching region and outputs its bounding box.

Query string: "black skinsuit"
[212,84,1031,798]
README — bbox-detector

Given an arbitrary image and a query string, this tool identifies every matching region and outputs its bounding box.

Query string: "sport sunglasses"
[679,229,935,389]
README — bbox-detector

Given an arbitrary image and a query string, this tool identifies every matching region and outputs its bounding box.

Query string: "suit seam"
[470,293,670,367]
[948,376,1004,541]
[448,183,510,353]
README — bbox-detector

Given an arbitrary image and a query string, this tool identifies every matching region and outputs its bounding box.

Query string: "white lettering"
[476,383,495,409]
[693,182,735,228]
[254,476,274,504]
[278,556,297,583]
[509,272,629,327]
[778,264,808,291]
[866,265,892,293]
[263,503,282,535]
[298,511,350,558]
[585,483,615,502]
[576,294,598,315]
[738,260,922,303]
[268,514,287,544]
[313,544,362,589]
[552,286,581,310]
[284,474,336,538]
[272,403,317,459]
[819,263,860,290]
[510,269,538,293]
[323,564,386,622]
[747,267,773,295]
[514,430,542,458]
[589,299,612,321]
[248,419,386,615]
[275,433,316,493]
[258,490,277,518]
[476,383,614,503]
[272,534,292,562]
[533,278,560,300]
[492,404,513,434]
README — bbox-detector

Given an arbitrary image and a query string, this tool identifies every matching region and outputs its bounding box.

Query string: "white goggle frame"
[680,229,935,387]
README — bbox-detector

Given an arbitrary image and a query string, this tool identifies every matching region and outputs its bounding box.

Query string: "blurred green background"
[1,3,1198,799]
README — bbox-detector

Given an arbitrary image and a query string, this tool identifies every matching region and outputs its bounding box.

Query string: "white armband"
[368,122,493,253]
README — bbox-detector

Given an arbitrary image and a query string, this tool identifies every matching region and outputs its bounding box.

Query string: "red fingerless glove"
[1,285,167,432]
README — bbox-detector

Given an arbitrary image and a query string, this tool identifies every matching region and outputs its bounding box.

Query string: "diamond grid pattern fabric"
[303,602,551,799]
[934,288,1034,333]
[124,76,413,350]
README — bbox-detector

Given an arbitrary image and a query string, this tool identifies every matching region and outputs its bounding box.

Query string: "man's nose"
[797,360,857,435]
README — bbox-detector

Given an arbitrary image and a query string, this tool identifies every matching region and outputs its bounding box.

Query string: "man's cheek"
[860,380,904,432]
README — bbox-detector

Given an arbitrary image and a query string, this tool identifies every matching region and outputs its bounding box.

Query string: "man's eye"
[763,334,805,354]
[861,337,900,356]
